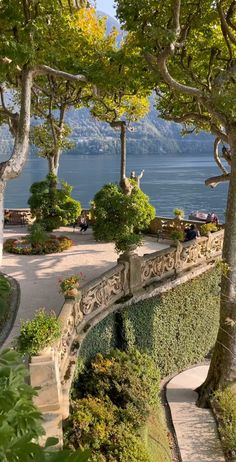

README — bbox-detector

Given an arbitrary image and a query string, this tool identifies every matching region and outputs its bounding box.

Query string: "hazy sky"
[96,0,117,17]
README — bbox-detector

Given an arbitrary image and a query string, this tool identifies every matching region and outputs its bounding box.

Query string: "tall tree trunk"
[197,125,236,406]
[47,149,61,176]
[120,122,126,183]
[0,67,33,266]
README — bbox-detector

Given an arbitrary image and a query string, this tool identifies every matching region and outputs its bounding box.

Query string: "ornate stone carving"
[81,269,124,315]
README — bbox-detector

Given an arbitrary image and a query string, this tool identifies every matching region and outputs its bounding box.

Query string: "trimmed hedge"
[79,268,220,376]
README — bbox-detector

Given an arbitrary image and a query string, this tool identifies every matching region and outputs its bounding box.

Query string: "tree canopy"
[115,0,236,404]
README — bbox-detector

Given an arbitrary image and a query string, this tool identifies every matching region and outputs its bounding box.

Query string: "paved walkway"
[2,226,168,346]
[167,365,225,462]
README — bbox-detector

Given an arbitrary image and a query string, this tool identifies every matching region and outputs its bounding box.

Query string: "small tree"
[92,182,155,253]
[28,174,81,231]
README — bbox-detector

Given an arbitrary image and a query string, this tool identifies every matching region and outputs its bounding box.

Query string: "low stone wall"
[29,230,224,444]
[149,216,224,238]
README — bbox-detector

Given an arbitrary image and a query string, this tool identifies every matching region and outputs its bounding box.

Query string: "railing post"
[118,251,142,294]
[29,348,62,412]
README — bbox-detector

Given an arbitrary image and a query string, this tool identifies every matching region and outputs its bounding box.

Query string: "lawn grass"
[141,405,172,462]
[0,276,12,330]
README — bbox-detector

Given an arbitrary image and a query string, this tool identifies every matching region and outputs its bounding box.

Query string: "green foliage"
[214,387,236,456]
[75,350,160,424]
[0,349,90,461]
[200,223,218,236]
[79,316,117,362]
[16,309,61,356]
[79,268,220,376]
[28,174,81,232]
[0,275,11,330]
[67,350,160,461]
[115,233,143,253]
[173,208,184,217]
[170,229,184,241]
[59,274,84,296]
[92,183,155,253]
[29,222,49,248]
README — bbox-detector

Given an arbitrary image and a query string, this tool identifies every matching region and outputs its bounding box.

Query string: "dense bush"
[67,350,161,461]
[65,397,151,462]
[0,349,89,462]
[16,309,61,355]
[214,387,236,457]
[28,174,81,231]
[79,268,220,376]
[75,350,160,424]
[92,182,155,253]
[4,235,73,255]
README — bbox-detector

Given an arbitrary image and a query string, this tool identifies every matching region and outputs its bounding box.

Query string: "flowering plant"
[59,273,84,296]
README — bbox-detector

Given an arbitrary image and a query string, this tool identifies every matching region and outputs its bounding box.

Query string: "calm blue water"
[3,151,228,222]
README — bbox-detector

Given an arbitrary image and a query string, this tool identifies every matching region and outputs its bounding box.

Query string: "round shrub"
[28,174,81,232]
[16,309,61,355]
[92,182,155,253]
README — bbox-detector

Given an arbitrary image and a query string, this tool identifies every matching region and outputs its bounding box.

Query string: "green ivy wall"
[79,268,220,376]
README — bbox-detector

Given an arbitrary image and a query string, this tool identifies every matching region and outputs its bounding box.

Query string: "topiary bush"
[16,309,61,355]
[28,222,49,248]
[79,268,220,377]
[28,174,81,232]
[92,182,155,253]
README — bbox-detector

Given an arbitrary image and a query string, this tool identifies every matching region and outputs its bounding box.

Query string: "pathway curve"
[2,226,169,347]
[166,365,225,462]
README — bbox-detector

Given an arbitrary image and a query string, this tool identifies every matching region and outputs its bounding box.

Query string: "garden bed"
[3,235,73,255]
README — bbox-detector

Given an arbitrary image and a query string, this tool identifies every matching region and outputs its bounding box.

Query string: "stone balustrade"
[29,229,224,444]
[149,216,224,239]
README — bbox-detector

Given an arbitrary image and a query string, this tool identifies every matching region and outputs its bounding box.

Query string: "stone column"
[29,347,62,412]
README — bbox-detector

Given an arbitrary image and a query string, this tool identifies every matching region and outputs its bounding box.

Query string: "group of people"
[184,211,219,242]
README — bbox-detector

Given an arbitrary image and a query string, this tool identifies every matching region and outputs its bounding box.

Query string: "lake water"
[3,150,228,222]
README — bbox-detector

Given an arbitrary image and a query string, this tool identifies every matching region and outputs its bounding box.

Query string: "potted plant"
[59,273,84,298]
[200,223,218,236]
[173,208,185,220]
[15,309,61,356]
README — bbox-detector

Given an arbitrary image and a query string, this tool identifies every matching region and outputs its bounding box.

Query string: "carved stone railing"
[149,215,224,239]
[29,229,224,441]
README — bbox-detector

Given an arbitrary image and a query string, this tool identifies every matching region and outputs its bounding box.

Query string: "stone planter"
[64,287,81,300]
